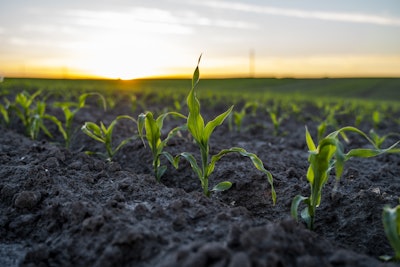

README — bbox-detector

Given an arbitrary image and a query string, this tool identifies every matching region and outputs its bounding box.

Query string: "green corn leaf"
[79,92,107,110]
[317,122,326,141]
[83,115,136,159]
[192,54,202,89]
[45,114,67,141]
[164,124,187,145]
[37,115,54,139]
[141,112,185,148]
[82,122,105,143]
[138,113,147,146]
[211,181,232,192]
[78,93,90,108]
[114,138,133,155]
[389,148,400,153]
[301,206,313,230]
[64,106,75,123]
[332,126,376,147]
[144,112,161,151]
[156,111,186,139]
[291,195,308,222]
[175,152,202,180]
[339,130,350,144]
[187,88,205,143]
[305,127,317,151]
[0,104,9,124]
[100,121,108,135]
[307,138,336,208]
[155,112,170,130]
[162,151,176,167]
[346,148,385,158]
[334,142,346,179]
[187,54,205,144]
[270,112,277,125]
[382,205,400,261]
[157,165,167,180]
[346,141,400,159]
[301,125,400,231]
[203,105,234,142]
[306,164,315,184]
[139,111,186,181]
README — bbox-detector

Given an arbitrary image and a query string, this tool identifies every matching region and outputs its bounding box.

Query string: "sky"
[1,0,400,79]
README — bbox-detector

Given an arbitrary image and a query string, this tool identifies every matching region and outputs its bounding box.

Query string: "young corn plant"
[50,93,106,148]
[229,102,258,132]
[170,55,276,201]
[382,203,400,261]
[369,129,400,149]
[267,105,288,136]
[291,126,400,230]
[316,103,341,142]
[138,111,187,182]
[81,115,136,161]
[372,110,382,129]
[9,91,54,139]
[0,100,10,126]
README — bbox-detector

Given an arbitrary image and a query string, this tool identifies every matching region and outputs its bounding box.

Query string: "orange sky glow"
[1,0,400,79]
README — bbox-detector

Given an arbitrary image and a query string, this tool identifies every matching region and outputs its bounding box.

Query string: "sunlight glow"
[1,1,399,79]
[63,8,188,79]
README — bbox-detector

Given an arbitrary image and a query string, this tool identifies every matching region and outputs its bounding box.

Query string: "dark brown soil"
[1,97,400,267]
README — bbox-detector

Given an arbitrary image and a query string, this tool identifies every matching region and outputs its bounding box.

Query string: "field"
[1,76,400,266]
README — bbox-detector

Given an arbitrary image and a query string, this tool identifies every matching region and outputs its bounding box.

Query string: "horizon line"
[3,74,400,81]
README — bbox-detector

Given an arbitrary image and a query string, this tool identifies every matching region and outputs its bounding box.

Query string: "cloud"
[64,8,193,34]
[200,1,400,27]
[63,6,256,35]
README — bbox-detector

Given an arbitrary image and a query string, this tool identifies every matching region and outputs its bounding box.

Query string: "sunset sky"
[1,0,400,79]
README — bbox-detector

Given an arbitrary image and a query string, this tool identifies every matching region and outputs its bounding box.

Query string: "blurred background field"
[1,77,400,104]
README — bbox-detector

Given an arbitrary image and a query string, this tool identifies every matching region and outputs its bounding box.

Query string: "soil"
[1,97,400,267]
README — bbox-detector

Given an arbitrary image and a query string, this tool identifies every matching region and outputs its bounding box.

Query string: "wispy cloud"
[65,8,193,34]
[201,1,400,27]
[64,7,256,34]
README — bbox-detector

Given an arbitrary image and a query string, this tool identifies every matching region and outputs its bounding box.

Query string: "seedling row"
[1,58,400,261]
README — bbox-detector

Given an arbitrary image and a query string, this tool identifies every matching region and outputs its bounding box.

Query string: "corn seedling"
[372,110,382,129]
[9,91,55,139]
[170,55,276,201]
[267,106,288,136]
[316,103,341,142]
[291,126,400,230]
[0,100,9,126]
[229,102,258,132]
[369,129,400,149]
[138,111,187,182]
[81,115,136,160]
[382,203,400,261]
[50,93,106,148]
[132,94,149,114]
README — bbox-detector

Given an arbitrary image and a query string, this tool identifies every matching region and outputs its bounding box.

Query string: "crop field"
[1,70,400,266]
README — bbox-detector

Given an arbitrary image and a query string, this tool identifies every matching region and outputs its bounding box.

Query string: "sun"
[80,53,163,80]
[72,29,173,79]
[89,63,157,80]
